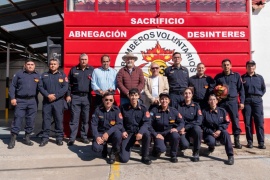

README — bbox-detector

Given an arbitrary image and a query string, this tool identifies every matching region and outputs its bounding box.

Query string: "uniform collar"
[243,72,257,77]
[23,70,37,74]
[124,66,135,71]
[171,65,184,70]
[182,101,195,107]
[223,71,234,76]
[100,105,116,111]
[158,106,170,112]
[210,108,218,113]
[196,74,207,78]
[76,64,89,70]
[48,70,60,74]
[128,102,141,110]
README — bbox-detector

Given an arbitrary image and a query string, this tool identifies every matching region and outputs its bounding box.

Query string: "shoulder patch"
[145,111,150,118]
[65,77,68,82]
[226,114,230,122]
[198,109,202,115]
[119,113,123,119]
[178,113,182,119]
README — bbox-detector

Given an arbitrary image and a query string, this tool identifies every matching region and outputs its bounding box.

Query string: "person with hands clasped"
[149,92,184,163]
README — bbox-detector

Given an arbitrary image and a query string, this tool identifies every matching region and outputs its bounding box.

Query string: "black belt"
[246,94,261,98]
[169,90,183,95]
[16,96,35,99]
[72,92,88,96]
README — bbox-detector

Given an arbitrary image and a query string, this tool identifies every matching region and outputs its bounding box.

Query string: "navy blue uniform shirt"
[91,105,123,139]
[149,106,184,137]
[38,71,68,100]
[9,70,40,99]
[214,71,245,103]
[164,65,189,93]
[120,103,150,134]
[177,102,203,130]
[189,74,215,100]
[241,73,266,97]
[67,64,94,96]
[202,107,230,135]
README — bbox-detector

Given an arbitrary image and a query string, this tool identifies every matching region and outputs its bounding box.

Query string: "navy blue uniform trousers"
[179,125,202,152]
[92,131,122,153]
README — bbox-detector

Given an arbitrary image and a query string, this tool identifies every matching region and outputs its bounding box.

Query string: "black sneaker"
[67,140,75,146]
[56,139,63,146]
[152,150,161,158]
[81,138,90,144]
[215,140,221,146]
[108,153,116,164]
[39,140,48,147]
[247,142,253,148]
[170,156,178,163]
[141,156,152,165]
[227,156,234,165]
[258,144,266,149]
[208,146,215,153]
[192,151,200,162]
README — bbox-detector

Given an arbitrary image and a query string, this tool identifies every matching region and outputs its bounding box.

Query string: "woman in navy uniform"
[202,94,234,165]
[242,60,266,149]
[177,87,202,162]
[149,92,184,163]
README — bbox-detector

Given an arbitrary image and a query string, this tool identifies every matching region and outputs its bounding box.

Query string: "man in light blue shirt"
[91,55,117,107]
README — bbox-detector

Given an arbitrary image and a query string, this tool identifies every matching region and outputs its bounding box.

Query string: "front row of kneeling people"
[92,87,234,166]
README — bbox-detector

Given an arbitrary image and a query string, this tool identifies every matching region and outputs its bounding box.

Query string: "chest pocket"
[98,116,105,127]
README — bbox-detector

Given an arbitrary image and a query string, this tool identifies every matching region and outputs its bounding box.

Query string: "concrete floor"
[0,111,270,180]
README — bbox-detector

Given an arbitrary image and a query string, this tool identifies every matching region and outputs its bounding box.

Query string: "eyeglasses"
[105,99,113,102]
[151,67,159,70]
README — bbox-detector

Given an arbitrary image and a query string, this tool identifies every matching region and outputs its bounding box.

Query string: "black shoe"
[192,151,200,162]
[152,150,161,158]
[215,140,221,146]
[227,156,234,165]
[56,139,63,146]
[25,134,34,146]
[141,156,152,165]
[108,153,116,164]
[208,146,215,153]
[258,144,266,149]
[247,142,253,148]
[39,140,48,147]
[8,134,17,149]
[234,135,242,149]
[170,156,178,163]
[81,138,90,144]
[67,140,75,146]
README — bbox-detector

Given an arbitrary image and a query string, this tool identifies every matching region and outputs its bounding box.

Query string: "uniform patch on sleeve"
[178,113,182,119]
[119,113,123,119]
[65,77,68,82]
[226,114,230,122]
[145,111,150,118]
[198,110,202,115]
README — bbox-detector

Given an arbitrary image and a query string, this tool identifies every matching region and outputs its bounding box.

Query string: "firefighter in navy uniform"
[189,63,215,110]
[242,60,266,149]
[164,52,189,108]
[214,59,245,149]
[149,92,184,163]
[38,58,68,147]
[177,87,203,162]
[8,59,40,149]
[202,94,234,165]
[66,53,94,146]
[119,88,152,165]
[91,92,123,164]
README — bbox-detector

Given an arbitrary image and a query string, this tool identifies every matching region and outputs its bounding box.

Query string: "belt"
[222,96,237,101]
[72,92,88,96]
[169,90,183,95]
[246,94,261,98]
[16,96,35,99]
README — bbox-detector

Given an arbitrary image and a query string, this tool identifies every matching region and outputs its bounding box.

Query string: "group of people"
[8,51,266,166]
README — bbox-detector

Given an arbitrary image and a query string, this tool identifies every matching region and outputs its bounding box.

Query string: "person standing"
[38,58,68,147]
[214,59,245,149]
[91,92,123,164]
[144,62,169,110]
[202,94,234,165]
[189,63,215,110]
[242,60,266,149]
[66,53,94,146]
[8,59,40,149]
[164,52,189,108]
[119,88,152,165]
[91,55,117,107]
[117,53,145,105]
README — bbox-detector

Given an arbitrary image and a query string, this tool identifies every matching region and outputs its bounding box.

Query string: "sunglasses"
[105,99,113,102]
[151,67,159,70]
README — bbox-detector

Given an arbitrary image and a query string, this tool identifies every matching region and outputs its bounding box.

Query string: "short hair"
[208,94,217,100]
[183,87,194,95]
[222,59,231,65]
[79,53,88,59]
[150,62,160,68]
[100,54,110,62]
[129,88,140,95]
[102,91,114,98]
[172,52,181,57]
[25,59,35,64]
[49,58,60,65]
[197,63,205,67]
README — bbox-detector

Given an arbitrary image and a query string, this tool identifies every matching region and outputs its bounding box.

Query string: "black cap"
[159,92,170,99]
[246,60,256,66]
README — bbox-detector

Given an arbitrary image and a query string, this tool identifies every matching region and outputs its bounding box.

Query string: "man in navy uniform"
[149,92,184,163]
[189,63,215,110]
[202,94,234,165]
[8,59,40,149]
[66,53,94,146]
[242,60,266,149]
[214,59,245,149]
[164,52,189,108]
[119,88,152,165]
[38,58,68,147]
[91,92,123,164]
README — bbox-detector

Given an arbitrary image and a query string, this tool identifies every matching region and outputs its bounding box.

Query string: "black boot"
[192,150,200,162]
[25,133,34,146]
[8,134,17,149]
[227,156,234,165]
[234,135,242,149]
[108,149,118,164]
